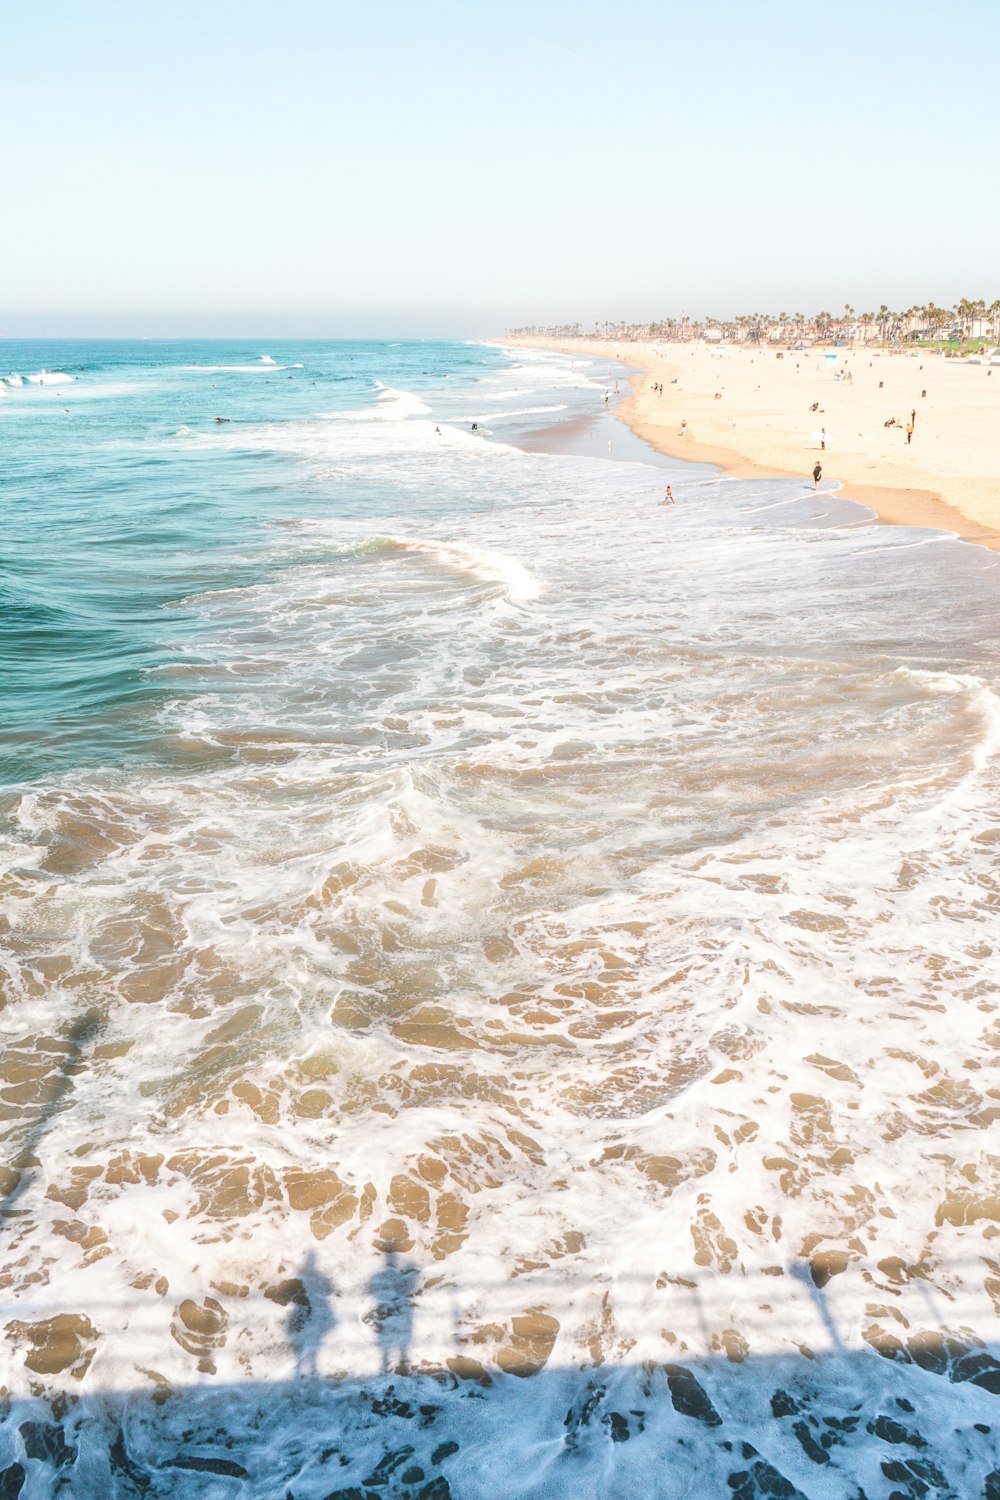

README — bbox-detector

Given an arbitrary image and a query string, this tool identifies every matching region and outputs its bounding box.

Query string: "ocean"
[1,339,999,1497]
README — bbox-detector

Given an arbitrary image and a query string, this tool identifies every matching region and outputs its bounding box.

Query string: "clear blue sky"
[5,0,998,336]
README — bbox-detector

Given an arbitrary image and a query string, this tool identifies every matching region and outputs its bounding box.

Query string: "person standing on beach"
[680,419,688,437]
[906,421,913,445]
[812,462,822,490]
[820,428,826,450]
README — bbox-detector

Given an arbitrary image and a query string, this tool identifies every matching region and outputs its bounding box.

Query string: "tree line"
[508,299,1000,345]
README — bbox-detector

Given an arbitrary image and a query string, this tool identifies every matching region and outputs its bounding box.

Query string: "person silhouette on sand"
[812,462,822,491]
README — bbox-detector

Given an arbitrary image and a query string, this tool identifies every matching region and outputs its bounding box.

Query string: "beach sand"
[510,337,1000,551]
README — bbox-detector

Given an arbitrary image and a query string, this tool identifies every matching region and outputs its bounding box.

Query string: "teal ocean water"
[2,340,1000,1496]
[1,340,511,782]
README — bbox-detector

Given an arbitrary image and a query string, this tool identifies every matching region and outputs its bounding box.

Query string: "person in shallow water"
[813,461,822,490]
[662,485,675,506]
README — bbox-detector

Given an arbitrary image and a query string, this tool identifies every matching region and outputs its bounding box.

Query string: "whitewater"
[0,338,998,1499]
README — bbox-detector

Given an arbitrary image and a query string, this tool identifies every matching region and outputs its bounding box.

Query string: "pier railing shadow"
[1,1255,997,1500]
[0,1007,104,1224]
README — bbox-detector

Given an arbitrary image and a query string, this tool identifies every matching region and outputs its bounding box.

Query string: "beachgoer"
[679,419,687,437]
[662,486,675,506]
[812,462,822,490]
[910,408,916,427]
[820,428,826,450]
[434,426,441,434]
[905,422,913,445]
[471,421,478,431]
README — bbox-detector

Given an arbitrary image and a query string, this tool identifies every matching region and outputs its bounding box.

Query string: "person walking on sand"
[662,485,675,506]
[905,421,913,445]
[820,428,826,450]
[812,462,822,491]
[679,419,688,437]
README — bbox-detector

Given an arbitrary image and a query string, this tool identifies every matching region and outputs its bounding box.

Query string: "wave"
[23,370,76,385]
[330,534,541,604]
[324,387,432,422]
[460,404,568,423]
[895,667,1000,780]
[180,360,304,372]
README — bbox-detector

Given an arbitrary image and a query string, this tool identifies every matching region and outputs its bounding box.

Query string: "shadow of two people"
[284,1248,418,1378]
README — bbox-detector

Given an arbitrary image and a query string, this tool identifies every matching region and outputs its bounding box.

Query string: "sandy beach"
[510,337,1000,551]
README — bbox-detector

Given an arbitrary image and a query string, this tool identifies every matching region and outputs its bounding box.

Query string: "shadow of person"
[285,1250,338,1379]
[366,1249,419,1375]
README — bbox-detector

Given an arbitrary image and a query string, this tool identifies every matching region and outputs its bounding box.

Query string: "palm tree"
[954,299,976,338]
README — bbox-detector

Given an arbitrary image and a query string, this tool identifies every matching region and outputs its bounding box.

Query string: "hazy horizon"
[5,0,998,338]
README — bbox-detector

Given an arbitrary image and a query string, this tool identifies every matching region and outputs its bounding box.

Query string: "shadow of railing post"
[1,1007,104,1228]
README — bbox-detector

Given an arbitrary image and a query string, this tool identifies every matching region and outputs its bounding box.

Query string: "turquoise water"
[2,340,1000,1495]
[0,339,502,781]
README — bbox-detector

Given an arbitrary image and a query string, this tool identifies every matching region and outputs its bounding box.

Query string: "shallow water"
[1,339,999,1497]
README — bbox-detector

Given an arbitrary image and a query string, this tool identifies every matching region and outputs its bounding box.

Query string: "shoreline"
[507,337,1000,554]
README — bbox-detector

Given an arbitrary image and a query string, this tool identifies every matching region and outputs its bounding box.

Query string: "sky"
[4,0,998,337]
